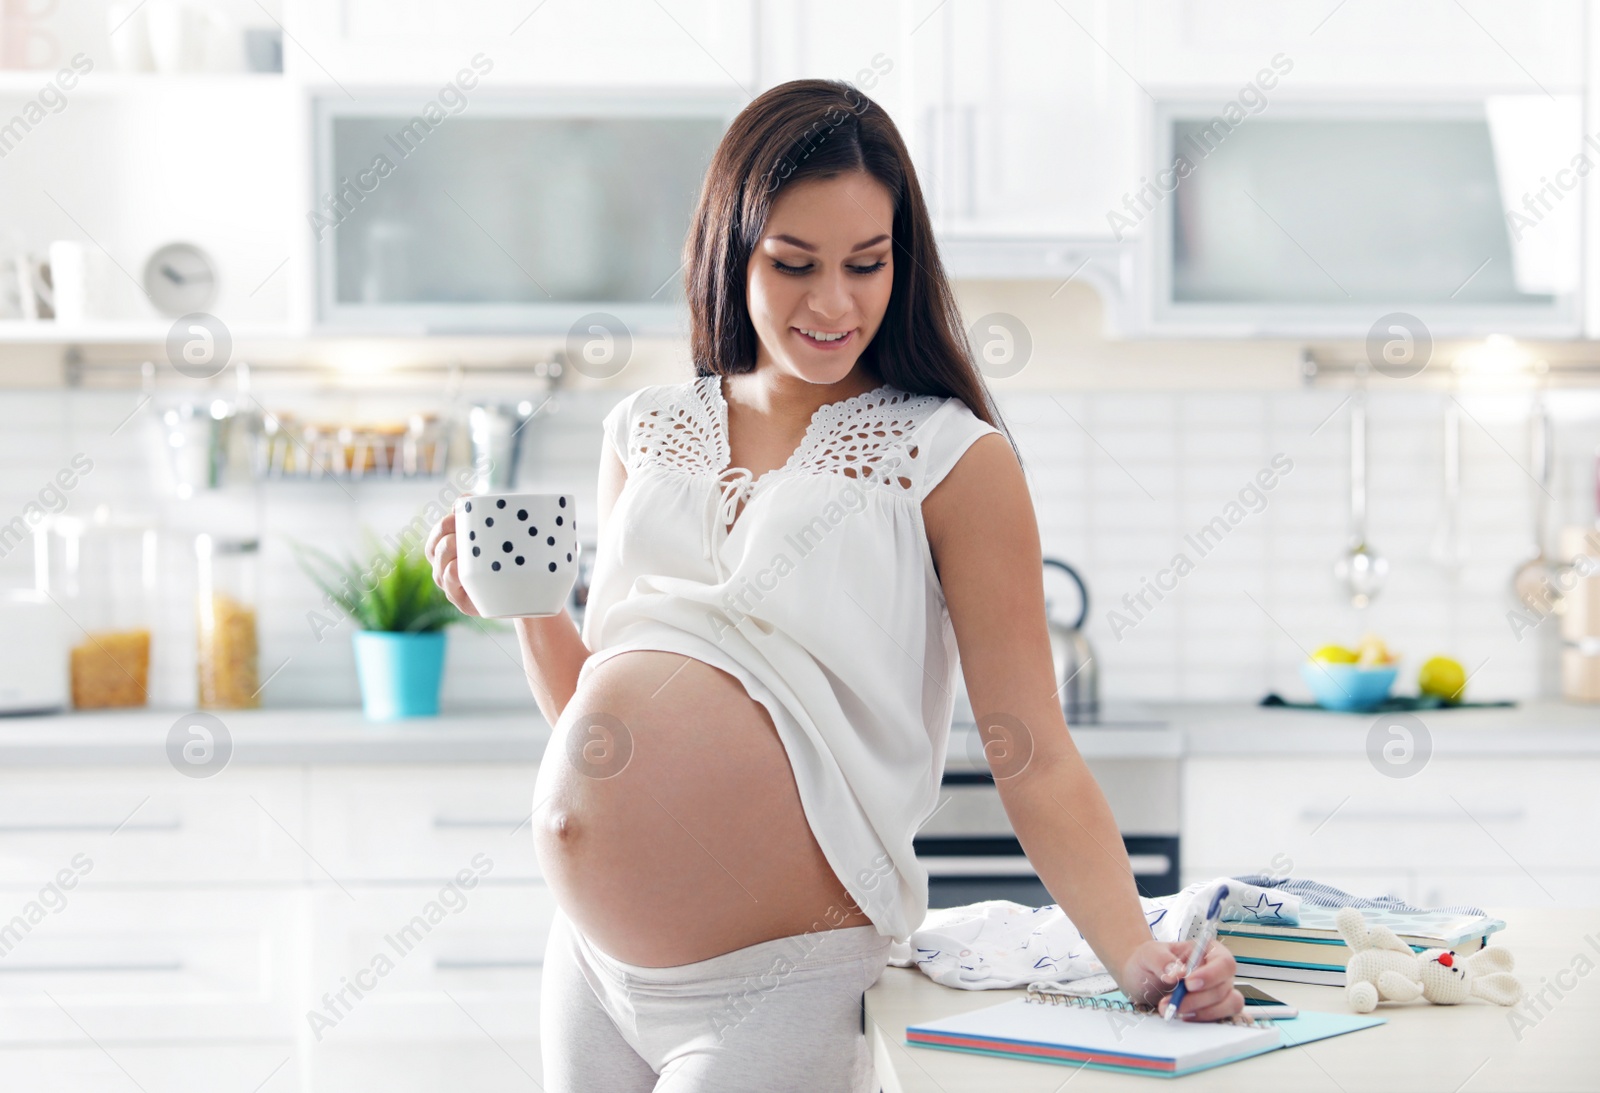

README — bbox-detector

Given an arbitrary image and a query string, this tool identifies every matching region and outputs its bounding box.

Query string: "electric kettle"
[1043,558,1098,724]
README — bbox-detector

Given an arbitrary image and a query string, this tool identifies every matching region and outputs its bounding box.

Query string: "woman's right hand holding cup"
[425,504,482,618]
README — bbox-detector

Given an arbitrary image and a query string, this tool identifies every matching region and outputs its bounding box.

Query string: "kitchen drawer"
[1183,757,1600,882]
[311,1040,541,1093]
[0,889,304,1043]
[307,765,542,882]
[307,882,556,1042]
[0,1043,302,1093]
[0,767,308,885]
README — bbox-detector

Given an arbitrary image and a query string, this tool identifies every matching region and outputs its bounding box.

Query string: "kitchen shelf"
[1300,348,1600,386]
[62,352,563,380]
[0,320,294,344]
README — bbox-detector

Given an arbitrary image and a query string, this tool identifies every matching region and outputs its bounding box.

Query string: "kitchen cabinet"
[904,0,1140,238]
[0,76,295,339]
[1125,0,1586,91]
[0,766,308,885]
[0,888,305,1044]
[0,1044,302,1093]
[1181,755,1600,907]
[284,0,757,87]
[306,764,541,881]
[306,883,552,1042]
[0,758,554,1090]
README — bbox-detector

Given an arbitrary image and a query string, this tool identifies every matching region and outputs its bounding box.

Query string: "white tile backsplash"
[2,382,1595,709]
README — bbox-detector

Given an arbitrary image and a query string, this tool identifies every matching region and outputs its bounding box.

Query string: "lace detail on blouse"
[622,376,953,579]
[627,376,725,476]
[785,382,941,494]
[627,375,943,495]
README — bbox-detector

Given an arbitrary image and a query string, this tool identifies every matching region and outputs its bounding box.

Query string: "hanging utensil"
[1512,393,1557,608]
[1334,389,1388,608]
[1430,400,1466,573]
[468,400,537,492]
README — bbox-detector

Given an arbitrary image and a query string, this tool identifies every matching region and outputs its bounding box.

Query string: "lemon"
[1312,644,1359,664]
[1419,656,1467,701]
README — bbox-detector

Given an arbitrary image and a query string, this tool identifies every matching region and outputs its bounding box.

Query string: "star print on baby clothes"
[1240,890,1289,920]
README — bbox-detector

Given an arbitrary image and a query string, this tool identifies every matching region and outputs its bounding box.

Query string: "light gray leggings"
[540,908,894,1092]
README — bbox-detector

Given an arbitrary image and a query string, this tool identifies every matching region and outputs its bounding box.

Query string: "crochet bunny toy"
[1335,906,1522,1013]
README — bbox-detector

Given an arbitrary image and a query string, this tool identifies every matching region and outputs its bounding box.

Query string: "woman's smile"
[793,326,856,351]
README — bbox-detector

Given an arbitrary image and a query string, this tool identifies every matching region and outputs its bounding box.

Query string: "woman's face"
[745,170,895,386]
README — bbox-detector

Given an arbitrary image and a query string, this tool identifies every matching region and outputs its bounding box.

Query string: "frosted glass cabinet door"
[311,95,737,332]
[1150,97,1585,335]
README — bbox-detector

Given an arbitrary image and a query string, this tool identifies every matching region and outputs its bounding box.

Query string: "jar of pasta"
[34,509,157,709]
[195,534,261,709]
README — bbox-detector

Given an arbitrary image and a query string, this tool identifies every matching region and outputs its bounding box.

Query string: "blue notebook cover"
[906,993,1384,1078]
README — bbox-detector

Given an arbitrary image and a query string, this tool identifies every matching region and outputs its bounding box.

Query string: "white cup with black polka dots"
[454,493,580,618]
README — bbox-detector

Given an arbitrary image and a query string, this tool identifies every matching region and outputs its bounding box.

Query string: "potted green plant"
[295,536,464,720]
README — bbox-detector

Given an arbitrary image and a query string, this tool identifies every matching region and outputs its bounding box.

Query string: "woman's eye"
[770,260,887,276]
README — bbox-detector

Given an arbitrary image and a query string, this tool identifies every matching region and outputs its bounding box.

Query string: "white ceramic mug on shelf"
[106,1,155,71]
[454,493,580,618]
[47,241,116,326]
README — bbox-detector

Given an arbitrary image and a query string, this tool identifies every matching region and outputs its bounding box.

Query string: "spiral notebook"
[905,985,1385,1078]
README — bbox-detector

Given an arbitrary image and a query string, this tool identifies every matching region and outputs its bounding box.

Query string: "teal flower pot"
[352,631,447,720]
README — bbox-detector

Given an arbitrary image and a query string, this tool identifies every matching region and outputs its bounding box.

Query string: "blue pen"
[1164,883,1229,1021]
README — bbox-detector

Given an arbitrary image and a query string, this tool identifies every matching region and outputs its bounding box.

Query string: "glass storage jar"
[195,534,261,709]
[33,508,157,709]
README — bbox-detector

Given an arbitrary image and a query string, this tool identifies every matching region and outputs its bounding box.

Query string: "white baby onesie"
[888,877,1300,993]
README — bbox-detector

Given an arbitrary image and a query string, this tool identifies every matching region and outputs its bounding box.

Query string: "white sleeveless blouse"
[579,373,1003,942]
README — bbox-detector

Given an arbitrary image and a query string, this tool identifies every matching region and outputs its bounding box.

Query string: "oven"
[918,723,1181,909]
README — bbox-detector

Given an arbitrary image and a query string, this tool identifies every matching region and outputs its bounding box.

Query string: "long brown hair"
[683,78,1014,447]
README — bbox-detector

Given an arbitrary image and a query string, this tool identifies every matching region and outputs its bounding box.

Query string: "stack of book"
[1217,905,1507,985]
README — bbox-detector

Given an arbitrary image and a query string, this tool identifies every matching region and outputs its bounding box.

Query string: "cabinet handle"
[1297,807,1525,824]
[434,957,543,971]
[920,104,944,222]
[925,854,1170,877]
[432,817,527,831]
[962,103,977,220]
[0,820,182,833]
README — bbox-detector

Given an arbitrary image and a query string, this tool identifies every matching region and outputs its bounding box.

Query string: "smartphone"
[1237,983,1298,1019]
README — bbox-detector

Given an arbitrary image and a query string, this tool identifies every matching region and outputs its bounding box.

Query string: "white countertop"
[0,700,1590,765]
[950,700,1598,765]
[0,706,550,764]
[867,906,1600,1092]
[1149,700,1600,757]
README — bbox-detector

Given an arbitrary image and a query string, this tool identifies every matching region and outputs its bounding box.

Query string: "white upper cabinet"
[1125,0,1586,91]
[900,0,1142,238]
[285,0,757,87]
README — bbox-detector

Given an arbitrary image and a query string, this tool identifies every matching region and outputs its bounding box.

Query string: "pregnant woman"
[427,79,1241,1092]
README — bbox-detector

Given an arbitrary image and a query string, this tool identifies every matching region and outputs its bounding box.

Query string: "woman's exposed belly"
[532,649,874,967]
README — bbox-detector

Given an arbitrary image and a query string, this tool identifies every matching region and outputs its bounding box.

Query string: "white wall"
[4,366,1595,711]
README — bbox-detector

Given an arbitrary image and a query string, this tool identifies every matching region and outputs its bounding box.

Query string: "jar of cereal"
[34,508,157,710]
[195,534,261,709]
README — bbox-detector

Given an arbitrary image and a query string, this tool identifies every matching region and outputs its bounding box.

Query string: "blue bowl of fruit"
[1302,638,1398,712]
